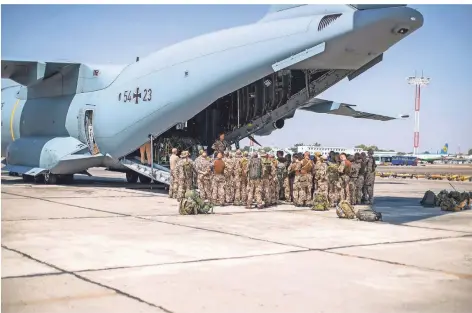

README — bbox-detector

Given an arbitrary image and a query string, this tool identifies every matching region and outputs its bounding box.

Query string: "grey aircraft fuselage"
[1,4,423,176]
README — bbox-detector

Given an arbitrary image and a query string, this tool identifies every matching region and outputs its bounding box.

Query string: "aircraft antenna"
[406,72,431,156]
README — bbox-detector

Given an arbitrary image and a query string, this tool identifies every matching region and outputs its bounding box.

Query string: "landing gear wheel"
[58,174,74,184]
[34,175,45,184]
[22,174,34,183]
[126,172,139,183]
[44,172,57,184]
[138,175,152,184]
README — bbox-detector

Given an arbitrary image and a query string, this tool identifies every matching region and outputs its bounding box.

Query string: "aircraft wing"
[298,98,408,121]
[2,59,80,86]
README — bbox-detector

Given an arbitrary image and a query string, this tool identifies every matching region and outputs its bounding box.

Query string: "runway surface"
[2,168,472,313]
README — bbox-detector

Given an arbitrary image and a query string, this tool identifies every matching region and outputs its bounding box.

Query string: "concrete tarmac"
[2,168,472,313]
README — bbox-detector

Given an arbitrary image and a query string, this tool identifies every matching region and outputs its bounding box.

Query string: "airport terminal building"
[296,146,363,155]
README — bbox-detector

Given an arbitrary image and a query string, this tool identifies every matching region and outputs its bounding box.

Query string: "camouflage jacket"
[327,163,340,182]
[176,158,196,182]
[211,139,229,153]
[350,161,361,178]
[314,161,328,182]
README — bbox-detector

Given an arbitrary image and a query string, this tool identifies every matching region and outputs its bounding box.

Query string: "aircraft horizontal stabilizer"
[1,60,80,86]
[299,98,408,121]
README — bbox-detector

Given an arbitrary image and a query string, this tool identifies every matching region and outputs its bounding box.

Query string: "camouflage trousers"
[211,174,226,206]
[283,177,291,201]
[316,180,329,199]
[247,179,263,207]
[328,180,342,207]
[296,174,311,206]
[176,179,193,201]
[260,178,272,206]
[270,178,278,204]
[349,177,358,205]
[292,176,300,204]
[169,171,177,198]
[234,178,248,205]
[197,175,212,200]
[356,175,365,204]
[363,172,375,204]
[307,174,313,201]
[224,174,235,203]
[340,175,351,203]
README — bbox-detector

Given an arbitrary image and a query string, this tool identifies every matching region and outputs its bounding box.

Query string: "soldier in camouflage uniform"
[292,154,302,205]
[246,152,263,209]
[296,153,314,206]
[211,132,229,154]
[175,151,196,201]
[211,152,226,206]
[356,153,366,204]
[260,151,274,206]
[222,151,235,204]
[314,154,329,199]
[169,148,179,198]
[233,150,246,205]
[269,154,279,204]
[348,154,360,205]
[283,154,294,202]
[196,151,212,200]
[363,149,377,204]
[327,155,341,207]
[338,153,351,203]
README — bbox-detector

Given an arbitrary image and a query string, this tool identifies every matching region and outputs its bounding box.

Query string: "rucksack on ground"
[179,189,213,215]
[248,158,262,179]
[420,190,436,207]
[336,200,356,219]
[312,193,329,211]
[356,206,382,222]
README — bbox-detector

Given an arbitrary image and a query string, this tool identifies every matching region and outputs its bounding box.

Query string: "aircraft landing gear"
[22,174,34,183]
[126,172,139,183]
[58,174,74,184]
[139,174,152,184]
[44,172,57,184]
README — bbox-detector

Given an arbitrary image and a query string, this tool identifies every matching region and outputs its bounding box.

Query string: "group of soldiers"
[168,134,377,209]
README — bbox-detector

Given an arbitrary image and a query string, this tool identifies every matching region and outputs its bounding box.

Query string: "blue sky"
[2,4,471,153]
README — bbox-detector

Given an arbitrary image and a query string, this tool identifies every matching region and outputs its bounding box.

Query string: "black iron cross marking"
[133,87,142,104]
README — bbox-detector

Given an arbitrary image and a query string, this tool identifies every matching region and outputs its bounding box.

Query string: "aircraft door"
[83,109,100,155]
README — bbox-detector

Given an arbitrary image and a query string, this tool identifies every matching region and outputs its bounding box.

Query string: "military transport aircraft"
[1,4,422,185]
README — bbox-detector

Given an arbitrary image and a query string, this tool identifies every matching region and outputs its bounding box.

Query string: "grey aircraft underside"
[1,4,423,185]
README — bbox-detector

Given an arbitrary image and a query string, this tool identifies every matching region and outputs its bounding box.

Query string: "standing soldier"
[292,154,302,205]
[356,153,366,204]
[260,151,274,207]
[348,154,360,205]
[276,151,288,201]
[211,152,226,206]
[196,151,212,200]
[296,153,313,207]
[169,148,179,198]
[211,132,229,154]
[338,153,351,202]
[327,155,341,207]
[223,151,235,204]
[314,154,329,199]
[233,150,244,205]
[284,155,295,202]
[246,152,264,209]
[269,154,279,204]
[363,149,377,204]
[175,151,195,201]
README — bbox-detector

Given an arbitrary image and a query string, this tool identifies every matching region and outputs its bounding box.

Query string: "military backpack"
[276,161,287,181]
[312,193,329,211]
[420,190,437,207]
[261,159,272,179]
[248,158,262,179]
[179,189,214,215]
[356,206,382,222]
[336,200,356,219]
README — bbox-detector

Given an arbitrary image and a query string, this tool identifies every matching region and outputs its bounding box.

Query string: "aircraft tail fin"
[440,143,448,154]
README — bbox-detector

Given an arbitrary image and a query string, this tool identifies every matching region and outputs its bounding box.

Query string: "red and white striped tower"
[407,73,430,155]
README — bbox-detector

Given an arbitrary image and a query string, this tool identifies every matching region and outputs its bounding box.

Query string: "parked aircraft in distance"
[1,4,423,184]
[411,143,451,164]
